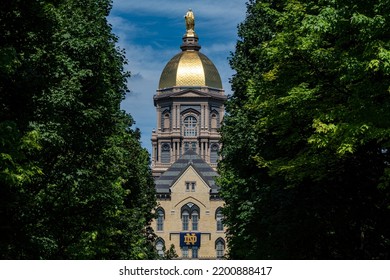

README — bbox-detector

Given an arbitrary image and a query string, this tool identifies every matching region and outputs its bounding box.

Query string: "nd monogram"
[184,233,197,245]
[180,232,201,248]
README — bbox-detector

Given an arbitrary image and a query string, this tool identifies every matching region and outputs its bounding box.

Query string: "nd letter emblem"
[184,233,197,245]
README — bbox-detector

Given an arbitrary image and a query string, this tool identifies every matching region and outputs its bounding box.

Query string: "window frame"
[185,181,196,192]
[182,210,189,231]
[192,210,199,231]
[215,238,225,259]
[216,208,224,231]
[182,246,189,259]
[183,115,198,137]
[156,239,165,257]
[157,208,164,231]
[192,247,199,259]
[163,113,170,130]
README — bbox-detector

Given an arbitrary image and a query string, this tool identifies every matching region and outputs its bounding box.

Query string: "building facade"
[150,10,227,259]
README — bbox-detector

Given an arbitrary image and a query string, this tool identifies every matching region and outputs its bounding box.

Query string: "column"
[203,104,206,130]
[201,104,204,129]
[200,140,203,158]
[206,141,210,163]
[176,105,180,131]
[151,143,156,166]
[157,106,161,131]
[172,103,177,130]
[205,105,209,130]
[157,141,161,164]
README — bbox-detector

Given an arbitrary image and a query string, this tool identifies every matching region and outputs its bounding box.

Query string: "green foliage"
[162,244,179,260]
[1,0,157,259]
[0,121,42,186]
[219,0,390,259]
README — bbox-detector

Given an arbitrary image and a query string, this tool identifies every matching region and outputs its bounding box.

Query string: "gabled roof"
[155,149,219,194]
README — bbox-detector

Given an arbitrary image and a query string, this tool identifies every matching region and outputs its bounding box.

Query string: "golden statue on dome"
[185,9,195,32]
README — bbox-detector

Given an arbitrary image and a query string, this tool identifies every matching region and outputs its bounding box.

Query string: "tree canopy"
[219,0,390,259]
[1,0,157,259]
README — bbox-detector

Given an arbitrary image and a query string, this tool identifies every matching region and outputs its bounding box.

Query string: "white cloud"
[108,16,138,34]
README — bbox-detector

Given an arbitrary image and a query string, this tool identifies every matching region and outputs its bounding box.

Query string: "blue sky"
[108,0,248,154]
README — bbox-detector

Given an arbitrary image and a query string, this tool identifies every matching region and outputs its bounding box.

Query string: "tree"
[219,0,390,259]
[0,0,157,259]
[163,244,179,260]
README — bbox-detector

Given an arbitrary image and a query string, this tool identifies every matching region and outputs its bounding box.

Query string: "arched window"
[182,210,189,231]
[215,238,225,259]
[157,208,165,231]
[161,143,170,163]
[210,143,219,164]
[211,112,218,130]
[216,207,224,231]
[156,238,165,257]
[163,113,170,130]
[181,203,200,231]
[192,210,199,231]
[183,115,197,136]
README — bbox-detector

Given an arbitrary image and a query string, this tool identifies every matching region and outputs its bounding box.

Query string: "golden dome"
[158,50,223,89]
